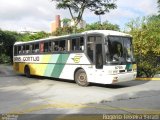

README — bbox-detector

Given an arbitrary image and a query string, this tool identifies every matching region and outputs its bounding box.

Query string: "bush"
[0,54,11,64]
[126,16,160,77]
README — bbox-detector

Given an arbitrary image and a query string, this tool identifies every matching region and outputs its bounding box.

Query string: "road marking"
[8,96,160,114]
[8,99,34,114]
[9,102,160,115]
[56,115,102,120]
[9,103,87,114]
[136,78,160,80]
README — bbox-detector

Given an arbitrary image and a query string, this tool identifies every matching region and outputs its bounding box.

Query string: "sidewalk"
[136,74,160,80]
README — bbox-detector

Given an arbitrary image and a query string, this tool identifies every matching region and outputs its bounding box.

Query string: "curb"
[135,78,160,80]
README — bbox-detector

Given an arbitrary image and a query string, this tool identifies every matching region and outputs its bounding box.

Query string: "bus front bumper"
[115,72,137,83]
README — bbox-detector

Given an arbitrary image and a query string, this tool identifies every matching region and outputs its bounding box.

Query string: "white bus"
[13,30,137,86]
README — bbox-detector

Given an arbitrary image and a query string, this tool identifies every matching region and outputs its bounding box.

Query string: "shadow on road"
[18,74,76,85]
[0,63,150,89]
[89,80,150,89]
[18,75,150,89]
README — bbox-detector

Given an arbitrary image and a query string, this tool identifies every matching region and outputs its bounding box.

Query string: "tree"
[85,21,120,31]
[61,18,71,24]
[158,0,160,13]
[126,16,160,77]
[148,14,160,21]
[52,21,119,36]
[28,31,49,40]
[20,31,50,41]
[0,30,19,63]
[52,26,74,36]
[0,30,50,63]
[52,0,117,27]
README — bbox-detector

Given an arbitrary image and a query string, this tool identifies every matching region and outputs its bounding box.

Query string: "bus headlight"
[107,70,118,74]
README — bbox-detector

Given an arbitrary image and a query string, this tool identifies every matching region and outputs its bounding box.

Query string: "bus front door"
[95,44,103,69]
[87,36,104,82]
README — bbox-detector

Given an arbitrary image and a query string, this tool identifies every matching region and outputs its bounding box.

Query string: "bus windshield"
[105,36,134,64]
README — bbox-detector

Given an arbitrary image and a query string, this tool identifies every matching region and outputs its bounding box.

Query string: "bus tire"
[75,69,89,87]
[24,66,31,78]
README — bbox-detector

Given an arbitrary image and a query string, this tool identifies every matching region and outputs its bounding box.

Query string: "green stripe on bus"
[51,54,70,78]
[44,54,59,77]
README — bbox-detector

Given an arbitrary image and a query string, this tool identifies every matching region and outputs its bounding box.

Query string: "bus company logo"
[72,56,82,63]
[14,56,39,62]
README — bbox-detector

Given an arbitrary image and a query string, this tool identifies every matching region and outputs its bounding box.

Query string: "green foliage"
[148,14,160,21]
[0,30,50,64]
[52,26,74,36]
[126,16,160,77]
[0,30,18,63]
[21,31,50,41]
[85,21,120,31]
[158,0,160,13]
[61,18,71,24]
[52,0,117,27]
[52,21,120,36]
[0,54,11,64]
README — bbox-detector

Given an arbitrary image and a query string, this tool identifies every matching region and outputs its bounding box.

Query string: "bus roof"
[14,30,131,45]
[83,30,131,37]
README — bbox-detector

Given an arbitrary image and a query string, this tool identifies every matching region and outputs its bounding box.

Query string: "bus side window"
[80,37,84,51]
[59,40,66,51]
[71,37,84,51]
[48,42,51,52]
[44,42,48,52]
[25,45,30,54]
[18,46,21,54]
[54,41,59,51]
[34,43,39,53]
[52,42,55,52]
[71,39,77,51]
[30,45,32,53]
[30,44,33,53]
[21,45,25,54]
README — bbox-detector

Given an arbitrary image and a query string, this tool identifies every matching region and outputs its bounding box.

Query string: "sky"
[0,0,158,32]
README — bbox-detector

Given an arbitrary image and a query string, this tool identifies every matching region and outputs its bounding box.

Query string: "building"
[51,15,61,33]
[51,15,86,33]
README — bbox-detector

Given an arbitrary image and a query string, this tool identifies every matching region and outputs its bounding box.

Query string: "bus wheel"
[24,66,31,78]
[75,69,89,87]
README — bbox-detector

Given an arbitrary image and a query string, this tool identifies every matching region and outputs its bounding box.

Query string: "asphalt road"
[0,64,160,120]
